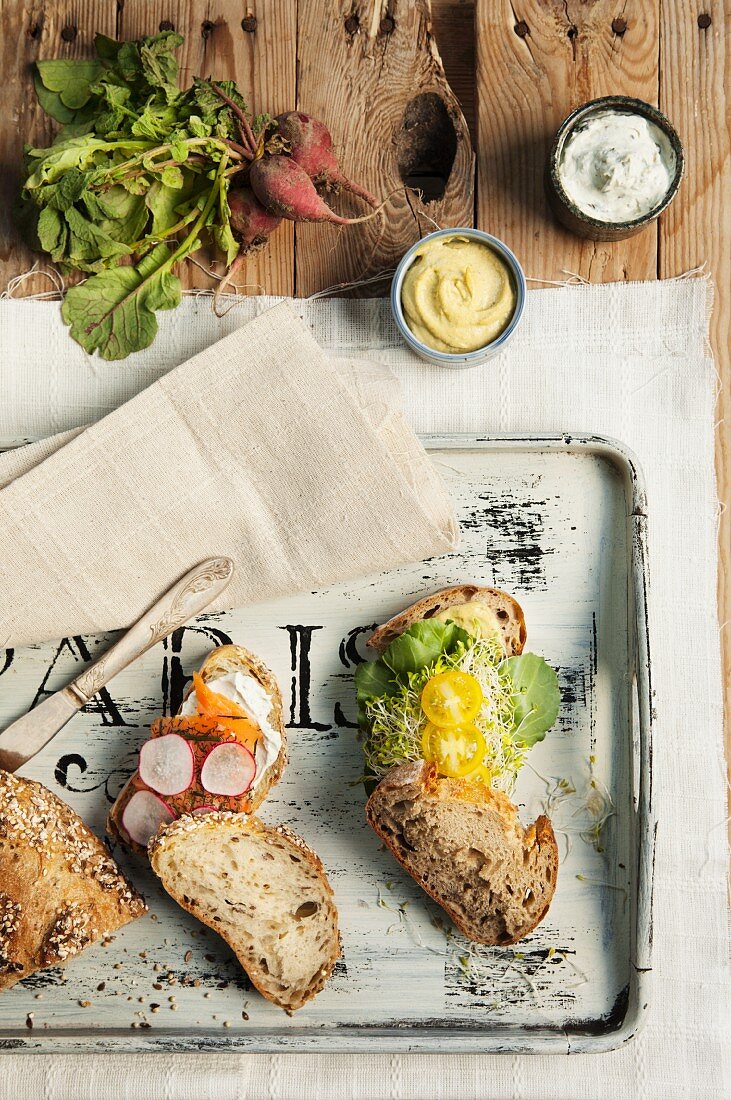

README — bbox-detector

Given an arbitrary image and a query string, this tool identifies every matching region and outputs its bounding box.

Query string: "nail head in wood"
[241,15,257,33]
[611,17,628,36]
[697,12,712,28]
[201,20,215,39]
[514,20,530,38]
[159,20,175,32]
[344,14,360,35]
[379,16,395,36]
[60,24,77,42]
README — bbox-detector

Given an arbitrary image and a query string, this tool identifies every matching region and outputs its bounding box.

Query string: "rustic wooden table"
[0,1,728,799]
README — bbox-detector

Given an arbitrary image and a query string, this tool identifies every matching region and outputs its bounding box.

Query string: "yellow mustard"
[401,235,516,354]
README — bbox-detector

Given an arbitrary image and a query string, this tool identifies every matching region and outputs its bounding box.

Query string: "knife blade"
[0,556,235,773]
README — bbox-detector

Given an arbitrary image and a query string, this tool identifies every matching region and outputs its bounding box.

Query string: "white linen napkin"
[0,302,458,648]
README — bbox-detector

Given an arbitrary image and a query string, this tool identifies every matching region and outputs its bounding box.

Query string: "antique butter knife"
[0,557,235,773]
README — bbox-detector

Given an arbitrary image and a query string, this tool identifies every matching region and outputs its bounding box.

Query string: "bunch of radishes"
[219,107,382,298]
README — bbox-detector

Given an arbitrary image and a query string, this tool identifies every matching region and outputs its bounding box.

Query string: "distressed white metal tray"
[0,434,653,1055]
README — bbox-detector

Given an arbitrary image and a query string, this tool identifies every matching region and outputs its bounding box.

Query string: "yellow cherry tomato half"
[421,723,486,778]
[420,670,483,728]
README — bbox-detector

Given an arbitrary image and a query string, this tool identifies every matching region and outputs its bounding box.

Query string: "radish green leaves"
[21,31,262,359]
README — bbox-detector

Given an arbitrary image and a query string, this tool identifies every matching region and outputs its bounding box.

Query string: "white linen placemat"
[0,280,729,1100]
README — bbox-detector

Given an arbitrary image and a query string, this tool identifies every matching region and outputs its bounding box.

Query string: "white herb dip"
[559,110,675,223]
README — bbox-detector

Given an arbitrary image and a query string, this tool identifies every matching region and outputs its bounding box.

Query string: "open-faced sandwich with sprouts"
[356,585,561,946]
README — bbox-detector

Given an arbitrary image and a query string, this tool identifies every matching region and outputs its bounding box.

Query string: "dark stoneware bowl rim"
[547,95,684,231]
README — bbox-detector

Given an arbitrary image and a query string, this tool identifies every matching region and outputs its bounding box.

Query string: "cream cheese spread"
[181,672,281,790]
[559,110,675,223]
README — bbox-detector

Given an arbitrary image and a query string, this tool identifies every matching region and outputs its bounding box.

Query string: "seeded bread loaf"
[367,585,527,656]
[0,770,146,992]
[108,644,286,855]
[366,761,557,945]
[150,811,339,1012]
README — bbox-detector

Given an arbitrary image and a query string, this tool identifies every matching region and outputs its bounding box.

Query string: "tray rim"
[0,432,654,1056]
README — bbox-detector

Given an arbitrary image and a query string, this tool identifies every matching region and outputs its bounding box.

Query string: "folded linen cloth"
[0,302,458,648]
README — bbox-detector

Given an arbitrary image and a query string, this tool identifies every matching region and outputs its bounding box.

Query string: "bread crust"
[0,771,146,991]
[366,761,558,946]
[149,811,340,1012]
[107,644,286,855]
[368,585,527,656]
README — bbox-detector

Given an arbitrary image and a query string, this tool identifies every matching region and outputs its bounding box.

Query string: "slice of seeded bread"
[368,585,526,656]
[149,811,339,1012]
[0,771,146,992]
[108,644,286,854]
[366,761,557,946]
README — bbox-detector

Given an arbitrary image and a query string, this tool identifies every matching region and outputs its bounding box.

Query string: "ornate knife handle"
[71,557,235,704]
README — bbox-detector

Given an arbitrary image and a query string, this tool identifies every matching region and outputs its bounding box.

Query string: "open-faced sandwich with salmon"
[356,585,561,946]
[109,644,340,1012]
[108,644,286,854]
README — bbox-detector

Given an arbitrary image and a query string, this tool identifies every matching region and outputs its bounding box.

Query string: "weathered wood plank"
[294,0,474,296]
[475,0,660,282]
[119,0,297,295]
[0,1,118,295]
[658,0,731,826]
[431,0,476,141]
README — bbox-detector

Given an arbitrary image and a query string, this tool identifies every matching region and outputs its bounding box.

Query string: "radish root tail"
[213,253,247,316]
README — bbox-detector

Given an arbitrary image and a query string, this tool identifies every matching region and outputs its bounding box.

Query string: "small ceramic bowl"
[390,228,526,369]
[546,95,684,242]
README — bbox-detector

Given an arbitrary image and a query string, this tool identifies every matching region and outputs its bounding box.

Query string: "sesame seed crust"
[0,771,146,992]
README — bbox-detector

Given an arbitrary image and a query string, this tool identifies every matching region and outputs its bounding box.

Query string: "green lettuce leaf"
[501,653,560,747]
[383,619,470,676]
[354,618,472,724]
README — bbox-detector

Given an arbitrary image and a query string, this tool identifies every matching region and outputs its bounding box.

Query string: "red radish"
[200,741,256,796]
[139,733,194,797]
[250,156,383,225]
[214,187,283,315]
[228,187,282,250]
[276,112,379,208]
[122,789,175,847]
[191,805,218,816]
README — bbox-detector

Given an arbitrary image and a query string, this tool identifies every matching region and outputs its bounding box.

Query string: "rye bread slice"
[367,585,526,656]
[366,761,558,945]
[149,811,339,1012]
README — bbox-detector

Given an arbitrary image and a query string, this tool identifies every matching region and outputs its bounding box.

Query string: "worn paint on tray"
[0,437,652,1054]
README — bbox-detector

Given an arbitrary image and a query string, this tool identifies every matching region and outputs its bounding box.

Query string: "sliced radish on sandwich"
[191,805,217,816]
[139,733,194,796]
[122,789,175,847]
[200,741,256,796]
